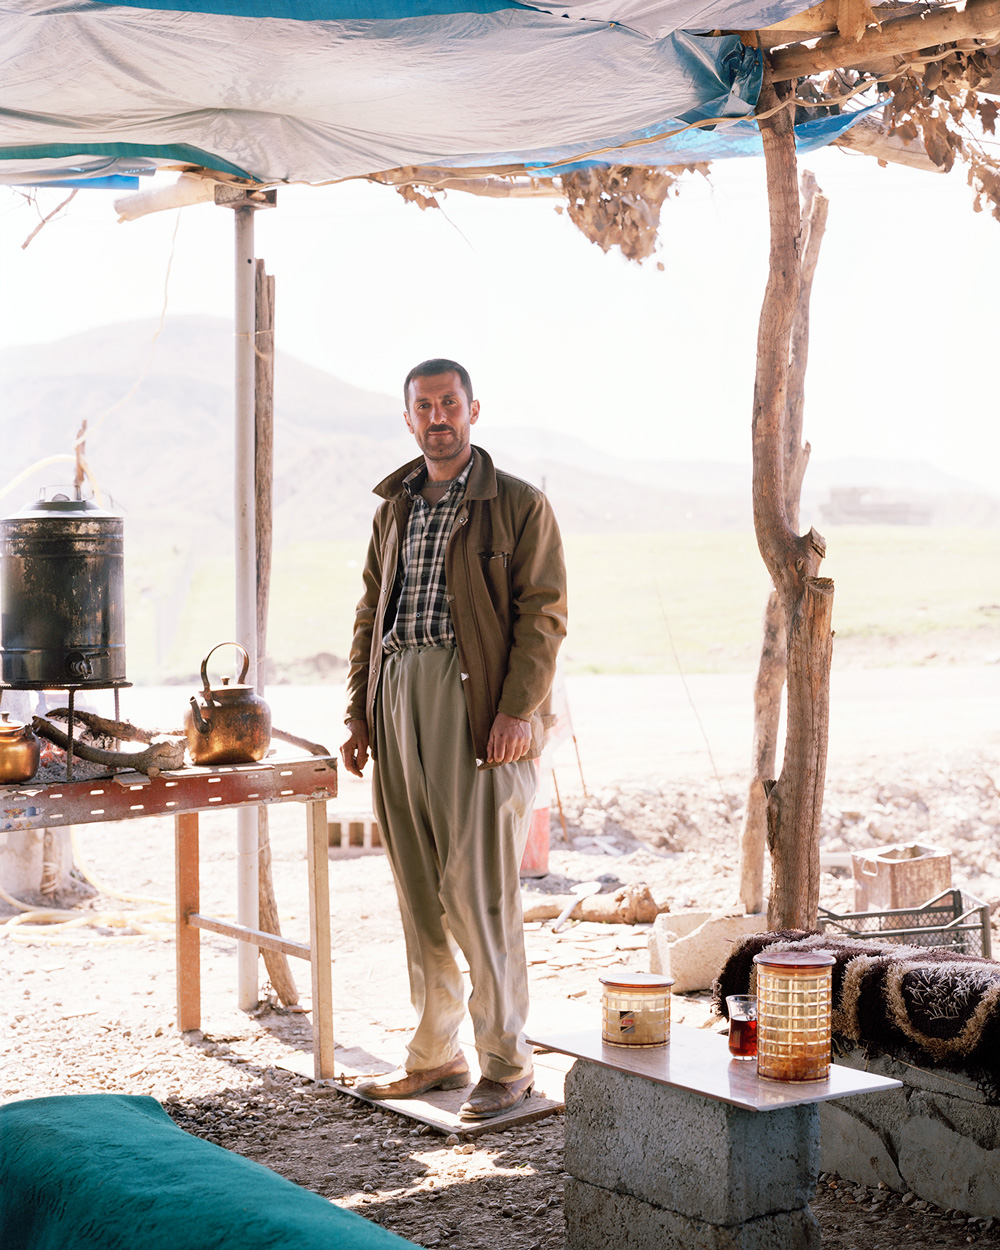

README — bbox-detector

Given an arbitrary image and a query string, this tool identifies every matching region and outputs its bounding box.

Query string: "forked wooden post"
[738,173,829,916]
[767,576,834,927]
[751,74,835,930]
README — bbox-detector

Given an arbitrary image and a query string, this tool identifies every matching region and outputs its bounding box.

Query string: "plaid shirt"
[381,459,473,653]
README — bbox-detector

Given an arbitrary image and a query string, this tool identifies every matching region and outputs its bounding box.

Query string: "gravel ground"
[4,742,1000,1249]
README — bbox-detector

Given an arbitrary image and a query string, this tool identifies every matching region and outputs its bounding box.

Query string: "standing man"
[341,358,566,1119]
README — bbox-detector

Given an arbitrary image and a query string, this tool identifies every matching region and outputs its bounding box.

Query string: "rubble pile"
[550,759,1000,917]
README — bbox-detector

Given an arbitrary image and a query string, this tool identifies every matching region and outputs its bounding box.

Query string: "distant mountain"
[1,316,407,548]
[2,317,996,560]
[802,458,989,497]
[486,428,752,496]
[487,428,995,499]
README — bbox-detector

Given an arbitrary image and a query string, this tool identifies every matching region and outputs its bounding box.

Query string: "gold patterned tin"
[600,971,675,1047]
[753,950,835,1082]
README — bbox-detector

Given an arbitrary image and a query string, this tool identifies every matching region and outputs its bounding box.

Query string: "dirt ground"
[3,667,1000,1249]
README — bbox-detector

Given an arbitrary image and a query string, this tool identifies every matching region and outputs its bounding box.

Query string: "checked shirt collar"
[381,457,473,654]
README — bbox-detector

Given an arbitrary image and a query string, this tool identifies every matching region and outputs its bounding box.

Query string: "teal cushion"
[0,1094,413,1250]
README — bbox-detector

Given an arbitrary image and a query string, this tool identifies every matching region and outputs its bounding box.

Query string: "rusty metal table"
[1,755,338,1080]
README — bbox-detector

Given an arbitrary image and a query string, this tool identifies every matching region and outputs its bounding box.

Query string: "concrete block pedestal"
[529,1026,902,1250]
[565,1063,820,1249]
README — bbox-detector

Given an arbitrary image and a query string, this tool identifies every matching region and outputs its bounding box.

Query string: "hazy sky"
[2,144,997,490]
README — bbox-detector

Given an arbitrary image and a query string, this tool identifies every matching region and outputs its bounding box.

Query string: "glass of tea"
[726,995,758,1060]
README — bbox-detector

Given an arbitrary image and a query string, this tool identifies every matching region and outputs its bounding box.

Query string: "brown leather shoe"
[355,1055,470,1100]
[459,1071,534,1119]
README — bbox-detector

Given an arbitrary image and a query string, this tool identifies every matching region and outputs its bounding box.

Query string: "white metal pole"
[234,204,259,1010]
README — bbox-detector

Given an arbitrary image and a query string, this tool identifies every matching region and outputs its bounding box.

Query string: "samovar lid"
[4,492,121,521]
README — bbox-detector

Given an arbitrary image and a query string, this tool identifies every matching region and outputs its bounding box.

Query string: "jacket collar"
[373,445,498,503]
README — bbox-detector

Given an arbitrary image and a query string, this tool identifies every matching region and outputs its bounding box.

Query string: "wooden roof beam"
[769,0,1000,79]
[759,0,931,41]
[755,4,936,47]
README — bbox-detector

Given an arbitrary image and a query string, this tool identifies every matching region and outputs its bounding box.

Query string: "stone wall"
[821,1049,1000,1218]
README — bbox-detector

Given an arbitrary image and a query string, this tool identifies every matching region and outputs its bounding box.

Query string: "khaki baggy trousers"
[372,645,536,1082]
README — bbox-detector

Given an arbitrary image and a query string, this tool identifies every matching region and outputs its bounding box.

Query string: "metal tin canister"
[1,495,125,687]
[600,971,675,1047]
[753,950,835,1082]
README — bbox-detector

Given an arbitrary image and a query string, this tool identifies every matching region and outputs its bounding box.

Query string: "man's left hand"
[486,713,532,765]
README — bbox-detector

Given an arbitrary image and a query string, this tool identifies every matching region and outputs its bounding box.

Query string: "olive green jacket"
[345,445,567,767]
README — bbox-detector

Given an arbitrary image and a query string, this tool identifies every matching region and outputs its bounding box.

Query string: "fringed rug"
[713,931,1000,1103]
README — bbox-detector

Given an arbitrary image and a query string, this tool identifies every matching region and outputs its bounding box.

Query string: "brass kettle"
[184,643,271,766]
[0,711,41,784]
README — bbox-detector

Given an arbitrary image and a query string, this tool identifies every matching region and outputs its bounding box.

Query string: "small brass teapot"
[184,643,271,766]
[0,711,41,784]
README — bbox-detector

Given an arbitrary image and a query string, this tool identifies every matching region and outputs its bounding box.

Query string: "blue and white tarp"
[0,0,866,186]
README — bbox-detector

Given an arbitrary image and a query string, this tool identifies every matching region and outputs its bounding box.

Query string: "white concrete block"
[649,910,769,993]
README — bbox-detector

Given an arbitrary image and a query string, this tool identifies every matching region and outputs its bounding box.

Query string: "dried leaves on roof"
[881,45,1000,220]
[553,165,709,263]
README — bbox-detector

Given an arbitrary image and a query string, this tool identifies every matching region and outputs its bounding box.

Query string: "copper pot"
[184,643,271,766]
[0,711,41,784]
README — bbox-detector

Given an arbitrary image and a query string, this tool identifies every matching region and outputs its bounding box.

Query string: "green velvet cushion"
[0,1094,413,1250]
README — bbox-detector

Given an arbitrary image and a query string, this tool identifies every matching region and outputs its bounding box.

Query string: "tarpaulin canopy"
[0,0,871,187]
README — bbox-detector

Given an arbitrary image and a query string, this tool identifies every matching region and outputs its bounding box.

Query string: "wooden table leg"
[175,812,201,1034]
[306,799,334,1079]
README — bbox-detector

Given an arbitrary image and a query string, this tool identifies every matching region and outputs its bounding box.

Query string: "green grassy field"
[123,528,1000,683]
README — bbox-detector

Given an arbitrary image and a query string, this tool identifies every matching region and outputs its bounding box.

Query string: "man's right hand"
[341,718,370,778]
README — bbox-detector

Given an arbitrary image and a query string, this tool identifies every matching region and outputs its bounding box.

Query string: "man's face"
[404,372,480,466]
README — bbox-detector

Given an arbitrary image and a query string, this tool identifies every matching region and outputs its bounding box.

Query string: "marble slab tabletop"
[526,1024,903,1113]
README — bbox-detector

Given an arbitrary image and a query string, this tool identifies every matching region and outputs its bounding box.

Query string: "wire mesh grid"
[818,889,992,958]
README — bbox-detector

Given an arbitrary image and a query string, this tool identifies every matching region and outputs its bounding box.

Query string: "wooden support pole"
[737,590,786,915]
[252,258,299,1008]
[738,172,829,917]
[255,259,275,692]
[752,81,808,603]
[785,172,827,526]
[767,577,835,928]
[751,77,836,932]
[769,0,1000,80]
[175,812,201,1034]
[233,205,260,1012]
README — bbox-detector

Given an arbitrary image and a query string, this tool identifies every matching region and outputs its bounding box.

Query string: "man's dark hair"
[404,358,474,409]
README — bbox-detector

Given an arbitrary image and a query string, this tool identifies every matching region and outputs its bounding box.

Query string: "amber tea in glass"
[753,950,835,1082]
[726,994,758,1060]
